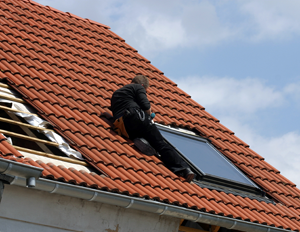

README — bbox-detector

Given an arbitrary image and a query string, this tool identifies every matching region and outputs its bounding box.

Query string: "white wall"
[0,185,180,232]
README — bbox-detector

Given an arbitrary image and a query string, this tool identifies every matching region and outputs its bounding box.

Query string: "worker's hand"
[145,107,151,115]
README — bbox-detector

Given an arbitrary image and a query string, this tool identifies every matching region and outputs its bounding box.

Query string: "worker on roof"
[111,75,195,182]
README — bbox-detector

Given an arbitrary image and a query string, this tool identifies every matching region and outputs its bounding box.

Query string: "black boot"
[133,138,157,156]
[176,168,195,183]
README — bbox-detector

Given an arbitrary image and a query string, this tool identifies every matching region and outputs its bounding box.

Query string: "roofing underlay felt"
[0,0,300,230]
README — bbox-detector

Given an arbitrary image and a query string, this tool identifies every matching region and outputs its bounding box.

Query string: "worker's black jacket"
[111,83,150,119]
[110,83,189,173]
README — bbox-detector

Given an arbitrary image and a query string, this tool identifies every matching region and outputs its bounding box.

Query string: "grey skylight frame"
[156,124,263,195]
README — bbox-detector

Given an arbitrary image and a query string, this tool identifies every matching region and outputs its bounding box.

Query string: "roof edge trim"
[10,175,292,232]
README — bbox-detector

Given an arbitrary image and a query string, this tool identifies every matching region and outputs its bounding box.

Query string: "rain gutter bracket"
[0,158,43,188]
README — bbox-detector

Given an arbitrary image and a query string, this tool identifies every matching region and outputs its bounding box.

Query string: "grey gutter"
[0,158,43,187]
[0,158,295,232]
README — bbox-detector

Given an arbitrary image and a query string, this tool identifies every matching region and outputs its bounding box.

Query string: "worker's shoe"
[176,168,195,183]
[133,138,157,156]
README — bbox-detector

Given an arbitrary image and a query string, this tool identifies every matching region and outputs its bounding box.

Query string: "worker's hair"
[131,75,149,89]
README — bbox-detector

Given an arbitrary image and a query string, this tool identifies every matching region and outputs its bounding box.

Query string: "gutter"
[0,159,294,232]
[0,158,43,187]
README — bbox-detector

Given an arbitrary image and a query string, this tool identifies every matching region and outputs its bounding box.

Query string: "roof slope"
[1,0,300,230]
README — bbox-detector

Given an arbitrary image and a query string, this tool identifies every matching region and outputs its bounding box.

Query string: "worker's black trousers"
[123,108,189,173]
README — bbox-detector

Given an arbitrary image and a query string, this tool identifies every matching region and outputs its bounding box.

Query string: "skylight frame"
[156,124,263,195]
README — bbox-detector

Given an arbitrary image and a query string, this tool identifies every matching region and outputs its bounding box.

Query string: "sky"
[34,0,300,187]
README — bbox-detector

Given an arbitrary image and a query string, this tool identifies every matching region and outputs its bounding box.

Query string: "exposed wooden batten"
[13,145,88,166]
[0,105,38,116]
[0,94,27,104]
[0,83,12,89]
[0,116,53,132]
[0,129,59,147]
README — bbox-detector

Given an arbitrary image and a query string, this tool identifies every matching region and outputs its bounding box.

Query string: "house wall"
[0,184,180,232]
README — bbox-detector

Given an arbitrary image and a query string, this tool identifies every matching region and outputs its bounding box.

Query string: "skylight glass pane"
[160,129,255,186]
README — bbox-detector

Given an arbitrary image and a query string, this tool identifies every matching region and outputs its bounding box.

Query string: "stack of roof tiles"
[0,0,300,230]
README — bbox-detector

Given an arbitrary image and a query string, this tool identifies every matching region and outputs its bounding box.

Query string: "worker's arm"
[145,107,151,115]
[136,85,151,114]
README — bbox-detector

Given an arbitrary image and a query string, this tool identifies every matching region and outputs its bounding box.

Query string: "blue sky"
[34,0,300,186]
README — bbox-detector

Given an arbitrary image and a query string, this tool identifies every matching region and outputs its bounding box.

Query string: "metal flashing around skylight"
[195,180,273,204]
[156,124,263,196]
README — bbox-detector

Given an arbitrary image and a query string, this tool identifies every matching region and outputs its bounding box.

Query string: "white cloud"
[139,16,184,49]
[258,132,300,185]
[110,0,300,53]
[284,82,300,102]
[180,1,233,46]
[239,0,300,41]
[176,76,284,114]
[221,118,300,187]
[111,0,234,55]
[117,14,185,52]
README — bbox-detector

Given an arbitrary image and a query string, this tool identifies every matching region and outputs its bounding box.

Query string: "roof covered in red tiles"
[1,0,300,230]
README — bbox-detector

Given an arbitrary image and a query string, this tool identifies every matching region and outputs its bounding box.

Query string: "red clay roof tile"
[0,0,300,230]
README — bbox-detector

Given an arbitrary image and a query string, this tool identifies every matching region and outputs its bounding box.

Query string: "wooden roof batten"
[0,82,88,167]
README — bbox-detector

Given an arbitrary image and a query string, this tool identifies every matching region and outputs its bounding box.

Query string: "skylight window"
[157,124,262,195]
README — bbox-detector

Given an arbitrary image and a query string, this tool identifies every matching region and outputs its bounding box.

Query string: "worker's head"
[131,75,149,90]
